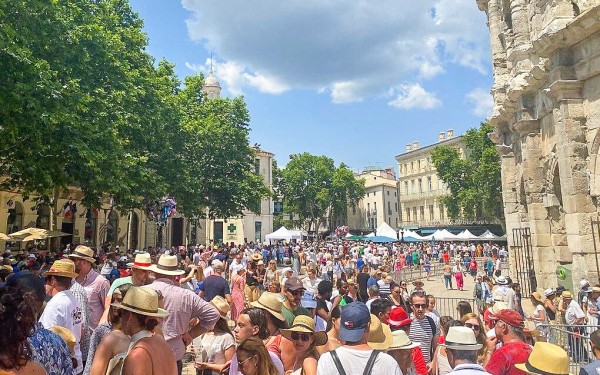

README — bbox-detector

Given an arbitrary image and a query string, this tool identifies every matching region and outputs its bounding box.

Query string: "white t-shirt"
[40,290,84,374]
[317,346,401,375]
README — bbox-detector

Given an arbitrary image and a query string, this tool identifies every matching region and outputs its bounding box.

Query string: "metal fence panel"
[538,324,600,375]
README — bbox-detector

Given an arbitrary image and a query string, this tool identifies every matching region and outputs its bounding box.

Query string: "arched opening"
[84,208,98,245]
[6,201,23,251]
[106,210,119,247]
[129,212,139,250]
[552,167,563,208]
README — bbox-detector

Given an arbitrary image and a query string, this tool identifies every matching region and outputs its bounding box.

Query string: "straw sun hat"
[280,315,328,346]
[127,252,153,270]
[250,292,286,321]
[67,245,96,263]
[367,314,393,350]
[49,326,76,356]
[149,254,184,276]
[111,286,169,318]
[515,342,571,375]
[44,258,78,279]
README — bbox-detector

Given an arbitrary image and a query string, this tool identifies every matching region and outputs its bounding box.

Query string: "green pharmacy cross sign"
[227,223,237,240]
[227,223,237,233]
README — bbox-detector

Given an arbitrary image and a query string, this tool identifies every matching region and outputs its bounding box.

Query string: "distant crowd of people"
[0,239,596,375]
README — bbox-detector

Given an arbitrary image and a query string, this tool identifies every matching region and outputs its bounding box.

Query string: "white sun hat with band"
[149,254,185,276]
[127,252,153,270]
[111,286,169,318]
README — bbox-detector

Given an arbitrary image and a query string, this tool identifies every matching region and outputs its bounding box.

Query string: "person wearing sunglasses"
[409,292,440,367]
[460,313,488,365]
[281,315,328,375]
[236,336,280,375]
[282,277,310,327]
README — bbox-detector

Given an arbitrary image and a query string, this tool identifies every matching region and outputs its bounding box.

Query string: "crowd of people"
[0,239,596,375]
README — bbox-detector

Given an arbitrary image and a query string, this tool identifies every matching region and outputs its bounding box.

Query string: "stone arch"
[7,201,23,234]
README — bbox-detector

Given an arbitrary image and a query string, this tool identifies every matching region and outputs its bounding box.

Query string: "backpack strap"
[426,315,437,359]
[362,350,380,375]
[330,349,347,375]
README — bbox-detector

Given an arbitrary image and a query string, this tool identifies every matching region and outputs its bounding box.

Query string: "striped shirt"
[409,316,435,363]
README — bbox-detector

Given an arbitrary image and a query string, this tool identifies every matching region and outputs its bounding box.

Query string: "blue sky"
[130,0,493,172]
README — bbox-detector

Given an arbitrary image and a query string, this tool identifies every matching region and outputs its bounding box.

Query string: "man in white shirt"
[40,258,84,374]
[317,302,401,375]
[563,291,589,362]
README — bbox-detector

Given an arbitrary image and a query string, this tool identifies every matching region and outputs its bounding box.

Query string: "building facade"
[478,0,600,291]
[200,146,274,245]
[395,130,466,229]
[347,167,400,232]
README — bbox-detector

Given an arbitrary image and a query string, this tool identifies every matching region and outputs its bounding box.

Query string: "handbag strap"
[363,350,380,375]
[330,350,347,375]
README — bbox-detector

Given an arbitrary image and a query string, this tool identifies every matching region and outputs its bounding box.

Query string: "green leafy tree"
[431,122,504,223]
[280,153,365,234]
[171,74,270,219]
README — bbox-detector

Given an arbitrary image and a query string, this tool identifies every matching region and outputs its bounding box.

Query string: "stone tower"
[202,61,221,99]
[477,0,600,292]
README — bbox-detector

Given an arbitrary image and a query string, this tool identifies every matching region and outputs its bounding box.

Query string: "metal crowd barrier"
[537,323,600,374]
[431,296,479,319]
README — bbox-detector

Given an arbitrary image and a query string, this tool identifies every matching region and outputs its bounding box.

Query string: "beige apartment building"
[347,167,400,232]
[395,130,465,229]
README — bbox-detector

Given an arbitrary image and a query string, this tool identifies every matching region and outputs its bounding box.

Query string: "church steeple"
[202,54,221,99]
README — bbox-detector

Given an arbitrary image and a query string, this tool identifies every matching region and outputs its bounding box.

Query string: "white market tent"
[345,233,354,238]
[265,226,303,243]
[376,222,398,239]
[423,229,459,241]
[478,230,507,241]
[365,232,375,237]
[289,229,307,238]
[455,229,480,241]
[402,229,426,241]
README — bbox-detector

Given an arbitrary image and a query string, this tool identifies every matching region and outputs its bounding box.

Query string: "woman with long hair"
[456,301,473,319]
[236,336,280,375]
[265,260,279,290]
[460,313,488,364]
[193,296,235,375]
[0,285,46,375]
[87,283,132,375]
[528,292,548,339]
[280,316,327,375]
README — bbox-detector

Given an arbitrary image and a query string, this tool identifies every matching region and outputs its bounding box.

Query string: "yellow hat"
[367,314,393,350]
[515,342,571,375]
[67,245,96,263]
[49,326,76,356]
[44,258,78,278]
[280,315,328,346]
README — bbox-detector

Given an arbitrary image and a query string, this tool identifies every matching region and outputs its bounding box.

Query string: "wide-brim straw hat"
[367,314,393,350]
[280,315,328,346]
[388,330,421,350]
[515,342,572,375]
[111,286,169,318]
[250,292,285,321]
[251,253,262,261]
[531,292,543,303]
[44,258,78,278]
[441,326,482,351]
[67,245,96,263]
[210,295,231,316]
[149,254,184,276]
[127,252,153,270]
[49,326,76,355]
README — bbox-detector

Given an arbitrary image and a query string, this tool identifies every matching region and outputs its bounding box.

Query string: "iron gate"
[512,227,537,296]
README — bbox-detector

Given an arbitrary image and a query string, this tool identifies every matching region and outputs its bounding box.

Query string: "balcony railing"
[399,218,497,228]
[399,189,447,201]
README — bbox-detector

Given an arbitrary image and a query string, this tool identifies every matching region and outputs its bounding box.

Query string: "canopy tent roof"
[370,235,398,243]
[478,230,507,241]
[455,229,480,241]
[423,229,458,241]
[402,236,422,243]
[400,229,426,241]
[375,222,398,239]
[364,232,375,238]
[265,226,303,242]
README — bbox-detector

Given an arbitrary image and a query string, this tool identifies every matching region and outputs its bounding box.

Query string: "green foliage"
[431,122,504,223]
[0,0,269,220]
[279,153,365,232]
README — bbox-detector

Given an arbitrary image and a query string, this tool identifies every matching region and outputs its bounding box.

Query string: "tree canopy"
[431,122,504,223]
[0,0,268,221]
[278,153,365,233]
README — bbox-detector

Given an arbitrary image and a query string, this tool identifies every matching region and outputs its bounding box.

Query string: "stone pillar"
[511,0,530,50]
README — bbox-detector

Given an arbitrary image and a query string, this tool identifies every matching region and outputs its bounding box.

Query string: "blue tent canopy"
[401,236,422,243]
[370,235,398,243]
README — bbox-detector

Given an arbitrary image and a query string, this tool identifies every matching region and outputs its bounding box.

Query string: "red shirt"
[486,341,532,375]
[412,346,428,375]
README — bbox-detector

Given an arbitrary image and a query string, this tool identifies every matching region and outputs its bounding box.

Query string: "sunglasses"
[291,332,312,341]
[237,355,255,367]
[465,323,481,331]
[289,290,303,296]
[412,304,427,309]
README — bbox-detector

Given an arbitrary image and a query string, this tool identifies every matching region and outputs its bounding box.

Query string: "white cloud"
[181,0,490,103]
[465,87,493,117]
[388,84,442,110]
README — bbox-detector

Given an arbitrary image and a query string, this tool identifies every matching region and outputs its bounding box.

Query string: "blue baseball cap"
[340,302,370,342]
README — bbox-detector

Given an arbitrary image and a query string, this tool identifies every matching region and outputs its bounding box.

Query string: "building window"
[387,190,389,196]
[404,182,409,195]
[255,221,262,243]
[428,177,432,191]
[411,162,414,172]
[411,180,415,193]
[388,201,391,215]
[418,179,423,193]
[413,207,417,221]
[419,206,425,221]
[417,160,421,170]
[429,205,434,221]
[395,202,398,212]
[406,208,411,221]
[394,191,397,197]
[367,193,369,197]
[254,158,260,175]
